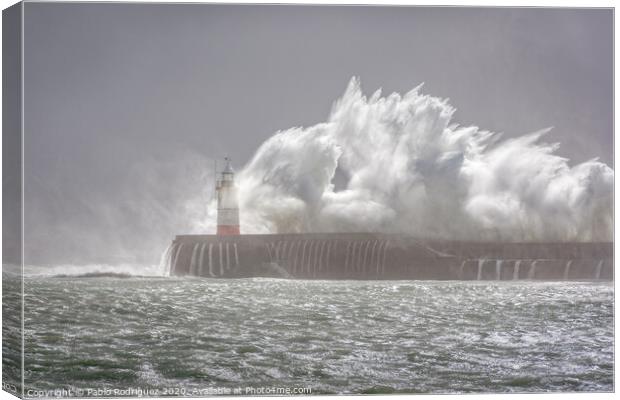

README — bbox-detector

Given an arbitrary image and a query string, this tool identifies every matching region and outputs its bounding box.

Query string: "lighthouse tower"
[216,157,240,235]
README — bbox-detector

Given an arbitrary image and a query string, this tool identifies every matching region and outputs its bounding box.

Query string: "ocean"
[5,274,614,395]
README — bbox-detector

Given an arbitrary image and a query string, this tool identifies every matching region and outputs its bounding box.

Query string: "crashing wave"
[233,77,612,242]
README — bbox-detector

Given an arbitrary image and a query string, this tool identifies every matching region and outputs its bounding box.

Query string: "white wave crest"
[235,77,612,241]
[22,263,165,277]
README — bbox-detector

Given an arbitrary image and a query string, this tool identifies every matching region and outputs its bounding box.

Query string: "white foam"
[230,77,612,241]
[23,263,164,277]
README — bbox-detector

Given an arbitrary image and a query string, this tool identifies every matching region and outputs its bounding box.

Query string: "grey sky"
[21,3,613,265]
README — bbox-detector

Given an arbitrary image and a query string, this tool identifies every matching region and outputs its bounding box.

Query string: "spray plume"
[234,77,612,241]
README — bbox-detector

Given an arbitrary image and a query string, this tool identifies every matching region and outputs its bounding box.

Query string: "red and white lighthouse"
[216,157,240,235]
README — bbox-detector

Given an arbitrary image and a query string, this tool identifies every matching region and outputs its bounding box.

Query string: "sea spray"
[22,244,176,277]
[23,263,165,277]
[231,77,612,241]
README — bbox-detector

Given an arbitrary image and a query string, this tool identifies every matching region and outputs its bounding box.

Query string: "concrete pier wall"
[168,233,613,281]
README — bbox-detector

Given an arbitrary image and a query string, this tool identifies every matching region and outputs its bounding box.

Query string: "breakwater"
[166,233,612,280]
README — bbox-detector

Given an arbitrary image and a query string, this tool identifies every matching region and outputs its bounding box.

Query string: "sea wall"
[167,233,613,281]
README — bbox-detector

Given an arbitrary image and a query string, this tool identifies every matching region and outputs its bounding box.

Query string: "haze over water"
[11,273,613,395]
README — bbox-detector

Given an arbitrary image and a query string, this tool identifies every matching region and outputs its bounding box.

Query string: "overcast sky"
[21,4,613,265]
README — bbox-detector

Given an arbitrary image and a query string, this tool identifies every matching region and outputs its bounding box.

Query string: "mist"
[24,149,215,267]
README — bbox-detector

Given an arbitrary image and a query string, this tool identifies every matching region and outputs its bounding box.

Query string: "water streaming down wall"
[167,233,612,280]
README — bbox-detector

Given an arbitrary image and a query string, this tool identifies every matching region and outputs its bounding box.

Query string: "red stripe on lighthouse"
[217,225,240,235]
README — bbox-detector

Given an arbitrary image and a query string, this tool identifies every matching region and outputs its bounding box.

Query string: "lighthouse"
[216,157,240,235]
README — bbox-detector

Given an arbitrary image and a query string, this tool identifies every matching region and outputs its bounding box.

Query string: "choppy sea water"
[12,276,614,395]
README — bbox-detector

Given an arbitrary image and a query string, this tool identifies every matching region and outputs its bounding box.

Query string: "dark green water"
[13,276,615,395]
